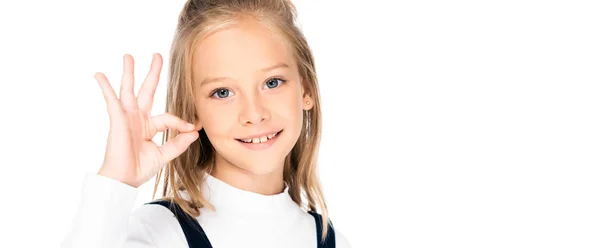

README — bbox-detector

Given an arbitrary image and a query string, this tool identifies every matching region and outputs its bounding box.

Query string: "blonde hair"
[152,0,330,239]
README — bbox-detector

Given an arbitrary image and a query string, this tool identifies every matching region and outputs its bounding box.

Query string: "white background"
[1,0,599,247]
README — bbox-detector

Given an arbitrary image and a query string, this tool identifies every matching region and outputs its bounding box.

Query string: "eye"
[210,88,234,99]
[264,77,286,89]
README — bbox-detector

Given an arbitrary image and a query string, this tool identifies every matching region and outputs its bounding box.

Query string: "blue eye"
[211,88,233,99]
[264,78,286,89]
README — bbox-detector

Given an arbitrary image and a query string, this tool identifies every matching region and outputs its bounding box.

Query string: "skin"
[192,19,314,195]
[93,18,311,195]
[95,53,200,189]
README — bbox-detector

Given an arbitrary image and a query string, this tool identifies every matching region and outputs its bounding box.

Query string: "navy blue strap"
[146,200,213,248]
[308,211,336,248]
[147,200,334,248]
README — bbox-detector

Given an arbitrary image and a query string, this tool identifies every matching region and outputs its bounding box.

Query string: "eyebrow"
[200,62,290,86]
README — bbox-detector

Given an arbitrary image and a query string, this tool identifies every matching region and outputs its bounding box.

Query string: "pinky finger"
[94,72,121,114]
[158,131,199,163]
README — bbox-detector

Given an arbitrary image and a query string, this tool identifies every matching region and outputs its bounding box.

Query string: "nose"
[239,94,271,125]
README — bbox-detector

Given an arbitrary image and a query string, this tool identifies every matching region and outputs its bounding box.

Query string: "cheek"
[198,104,237,138]
[272,92,303,125]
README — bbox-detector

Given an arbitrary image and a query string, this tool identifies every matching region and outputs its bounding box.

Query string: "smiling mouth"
[236,130,283,144]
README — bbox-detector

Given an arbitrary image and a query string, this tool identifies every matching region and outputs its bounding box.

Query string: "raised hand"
[94,53,199,188]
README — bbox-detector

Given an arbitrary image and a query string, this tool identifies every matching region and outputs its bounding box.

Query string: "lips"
[236,129,283,144]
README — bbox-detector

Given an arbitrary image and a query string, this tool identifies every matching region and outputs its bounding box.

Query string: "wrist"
[97,168,139,188]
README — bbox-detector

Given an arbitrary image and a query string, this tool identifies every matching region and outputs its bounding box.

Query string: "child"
[62,0,350,247]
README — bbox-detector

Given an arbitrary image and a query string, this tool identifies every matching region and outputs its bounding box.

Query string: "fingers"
[158,131,199,163]
[138,53,163,112]
[119,54,138,110]
[94,72,121,115]
[151,113,196,133]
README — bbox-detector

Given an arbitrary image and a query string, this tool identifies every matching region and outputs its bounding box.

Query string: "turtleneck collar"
[194,173,300,217]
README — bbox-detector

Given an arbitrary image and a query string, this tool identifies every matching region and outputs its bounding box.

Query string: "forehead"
[192,20,296,79]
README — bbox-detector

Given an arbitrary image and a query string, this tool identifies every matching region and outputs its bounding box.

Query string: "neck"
[211,155,285,195]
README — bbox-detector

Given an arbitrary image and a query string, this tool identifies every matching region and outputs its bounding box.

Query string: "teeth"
[240,131,279,144]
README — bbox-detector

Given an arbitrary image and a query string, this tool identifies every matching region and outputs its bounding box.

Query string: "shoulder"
[131,200,183,228]
[333,227,352,248]
[307,211,352,248]
[328,216,352,248]
[129,201,189,246]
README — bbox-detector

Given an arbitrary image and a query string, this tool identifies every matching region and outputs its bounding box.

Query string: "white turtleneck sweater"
[61,173,350,248]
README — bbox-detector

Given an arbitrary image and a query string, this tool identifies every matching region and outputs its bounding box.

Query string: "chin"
[237,160,284,176]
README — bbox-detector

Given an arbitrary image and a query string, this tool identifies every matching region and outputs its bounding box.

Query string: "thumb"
[158,131,199,163]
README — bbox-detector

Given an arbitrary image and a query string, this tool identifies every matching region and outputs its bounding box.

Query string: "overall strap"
[308,211,336,248]
[145,200,213,248]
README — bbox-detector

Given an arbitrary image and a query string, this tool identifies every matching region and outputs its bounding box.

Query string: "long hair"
[152,0,329,239]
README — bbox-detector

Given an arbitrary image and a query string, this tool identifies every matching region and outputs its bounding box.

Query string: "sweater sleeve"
[60,173,156,248]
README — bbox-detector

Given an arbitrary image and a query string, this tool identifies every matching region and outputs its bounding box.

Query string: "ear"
[194,121,203,131]
[301,78,314,111]
[193,116,203,131]
[301,78,315,110]
[302,93,314,111]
